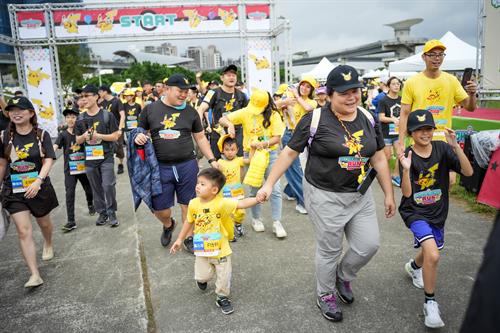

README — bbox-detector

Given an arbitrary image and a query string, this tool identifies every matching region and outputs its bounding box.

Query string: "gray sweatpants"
[86,162,117,215]
[304,180,380,296]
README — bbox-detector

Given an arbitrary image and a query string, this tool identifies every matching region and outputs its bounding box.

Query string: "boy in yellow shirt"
[217,134,246,239]
[170,168,260,314]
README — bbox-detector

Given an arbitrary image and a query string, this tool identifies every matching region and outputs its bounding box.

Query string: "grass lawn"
[452,116,500,131]
[485,100,500,109]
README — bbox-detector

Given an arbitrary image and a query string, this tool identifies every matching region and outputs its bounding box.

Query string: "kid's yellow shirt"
[218,157,245,199]
[187,196,238,259]
[226,109,285,152]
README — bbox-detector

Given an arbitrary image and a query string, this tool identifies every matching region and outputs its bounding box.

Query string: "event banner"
[246,38,273,93]
[22,48,59,137]
[483,0,500,89]
[16,4,270,40]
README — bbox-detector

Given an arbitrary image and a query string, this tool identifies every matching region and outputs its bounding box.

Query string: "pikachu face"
[62,13,81,33]
[27,66,50,88]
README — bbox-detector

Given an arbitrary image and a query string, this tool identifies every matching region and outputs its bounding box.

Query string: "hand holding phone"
[461,68,473,87]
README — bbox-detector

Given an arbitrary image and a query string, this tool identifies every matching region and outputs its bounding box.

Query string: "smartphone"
[356,167,377,195]
[461,68,473,87]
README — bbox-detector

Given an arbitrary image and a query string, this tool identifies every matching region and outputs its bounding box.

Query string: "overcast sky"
[88,0,480,70]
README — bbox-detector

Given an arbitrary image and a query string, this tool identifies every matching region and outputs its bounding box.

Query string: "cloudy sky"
[89,0,480,70]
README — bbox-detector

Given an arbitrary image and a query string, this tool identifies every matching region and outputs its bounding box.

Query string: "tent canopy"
[388,31,479,72]
[301,57,337,82]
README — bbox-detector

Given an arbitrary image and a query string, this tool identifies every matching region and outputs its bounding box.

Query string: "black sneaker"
[108,212,120,228]
[235,223,244,238]
[317,293,343,322]
[62,221,77,232]
[183,236,194,254]
[95,213,108,226]
[336,278,354,304]
[216,296,234,315]
[88,205,96,216]
[160,218,176,247]
[196,281,208,291]
[117,164,124,174]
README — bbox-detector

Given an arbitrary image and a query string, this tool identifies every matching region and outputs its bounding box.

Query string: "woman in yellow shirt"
[219,89,286,238]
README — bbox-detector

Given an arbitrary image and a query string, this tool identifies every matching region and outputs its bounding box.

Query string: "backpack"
[1,128,46,161]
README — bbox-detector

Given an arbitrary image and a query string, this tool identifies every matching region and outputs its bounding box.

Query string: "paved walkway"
[0,158,493,332]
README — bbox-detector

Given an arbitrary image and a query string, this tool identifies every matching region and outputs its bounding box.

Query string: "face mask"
[173,102,186,110]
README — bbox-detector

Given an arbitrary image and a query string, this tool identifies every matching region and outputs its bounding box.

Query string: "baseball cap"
[123,88,135,96]
[5,96,35,111]
[423,39,446,53]
[98,85,111,94]
[315,86,327,95]
[164,74,194,89]
[221,64,238,74]
[407,109,436,133]
[247,88,269,115]
[275,83,288,95]
[63,107,79,116]
[299,75,318,90]
[82,85,99,95]
[326,65,363,93]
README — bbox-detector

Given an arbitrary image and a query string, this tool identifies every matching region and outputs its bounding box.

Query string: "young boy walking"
[170,168,260,314]
[398,109,473,328]
[54,107,95,231]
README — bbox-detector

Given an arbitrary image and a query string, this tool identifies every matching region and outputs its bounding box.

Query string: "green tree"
[57,45,90,93]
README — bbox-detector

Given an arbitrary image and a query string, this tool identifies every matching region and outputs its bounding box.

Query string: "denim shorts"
[384,137,399,146]
[410,220,445,250]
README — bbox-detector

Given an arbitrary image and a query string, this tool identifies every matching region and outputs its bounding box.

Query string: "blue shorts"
[152,159,199,211]
[410,220,445,250]
[384,137,399,146]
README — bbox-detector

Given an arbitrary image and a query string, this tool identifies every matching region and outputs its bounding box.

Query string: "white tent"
[362,69,389,79]
[301,57,337,82]
[388,31,479,72]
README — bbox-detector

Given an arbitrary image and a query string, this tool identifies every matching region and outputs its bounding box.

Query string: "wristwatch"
[208,158,216,164]
[36,175,45,183]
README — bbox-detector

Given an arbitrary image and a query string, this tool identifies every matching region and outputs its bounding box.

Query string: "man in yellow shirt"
[399,39,477,146]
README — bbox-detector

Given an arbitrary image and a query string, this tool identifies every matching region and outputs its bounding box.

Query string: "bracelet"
[208,158,216,164]
[36,175,45,183]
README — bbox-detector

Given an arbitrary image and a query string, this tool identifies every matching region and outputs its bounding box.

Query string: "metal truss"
[476,0,485,106]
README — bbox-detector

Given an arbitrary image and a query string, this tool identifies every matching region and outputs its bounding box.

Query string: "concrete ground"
[0,158,493,333]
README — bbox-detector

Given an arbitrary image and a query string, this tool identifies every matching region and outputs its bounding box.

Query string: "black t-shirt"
[398,141,462,229]
[0,129,56,189]
[202,88,248,125]
[99,97,122,124]
[55,129,86,173]
[378,95,401,139]
[287,106,385,192]
[123,103,142,131]
[75,109,119,166]
[0,112,10,132]
[139,100,203,164]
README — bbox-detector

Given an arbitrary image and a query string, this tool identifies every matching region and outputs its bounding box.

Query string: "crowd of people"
[0,38,482,329]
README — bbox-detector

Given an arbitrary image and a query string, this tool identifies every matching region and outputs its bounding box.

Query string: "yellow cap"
[247,88,269,115]
[423,39,446,53]
[136,87,143,92]
[217,134,232,153]
[123,89,135,96]
[299,75,318,90]
[275,84,288,95]
[162,77,169,84]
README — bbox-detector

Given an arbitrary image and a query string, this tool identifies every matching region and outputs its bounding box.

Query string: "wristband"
[36,175,45,183]
[208,158,216,164]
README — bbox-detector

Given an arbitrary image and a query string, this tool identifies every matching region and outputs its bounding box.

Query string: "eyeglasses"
[81,93,96,98]
[425,52,446,59]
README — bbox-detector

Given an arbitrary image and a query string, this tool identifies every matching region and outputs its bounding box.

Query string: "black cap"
[164,74,193,89]
[407,109,436,133]
[209,80,219,86]
[63,107,80,116]
[98,85,111,94]
[221,64,238,74]
[74,88,83,94]
[82,85,99,95]
[5,96,35,111]
[326,65,363,93]
[142,80,151,85]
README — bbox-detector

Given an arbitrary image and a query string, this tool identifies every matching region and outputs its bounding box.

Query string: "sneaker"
[336,278,354,304]
[235,223,244,238]
[405,260,424,289]
[391,176,401,187]
[196,281,208,291]
[117,164,124,174]
[183,236,194,254]
[423,300,445,328]
[108,212,120,228]
[95,213,108,226]
[295,204,308,215]
[24,274,43,288]
[160,218,176,247]
[42,245,54,261]
[251,218,265,232]
[88,205,96,216]
[317,293,343,322]
[62,221,77,233]
[272,220,287,238]
[216,296,234,315]
[284,194,295,201]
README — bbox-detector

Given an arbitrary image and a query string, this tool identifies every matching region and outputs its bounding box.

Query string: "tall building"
[157,42,178,56]
[206,45,222,70]
[186,46,206,71]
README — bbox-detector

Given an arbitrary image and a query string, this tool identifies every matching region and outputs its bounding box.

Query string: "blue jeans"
[282,129,305,207]
[247,149,282,221]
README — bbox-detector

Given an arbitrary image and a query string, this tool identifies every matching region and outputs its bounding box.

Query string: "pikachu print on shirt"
[159,113,181,140]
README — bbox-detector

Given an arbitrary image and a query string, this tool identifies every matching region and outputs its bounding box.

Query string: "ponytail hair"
[261,92,277,129]
[4,109,39,160]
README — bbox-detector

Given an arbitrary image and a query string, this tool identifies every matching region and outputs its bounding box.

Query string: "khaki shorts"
[195,255,232,297]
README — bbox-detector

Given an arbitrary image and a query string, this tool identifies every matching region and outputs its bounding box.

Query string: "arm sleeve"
[75,118,85,136]
[226,108,245,125]
[138,105,150,130]
[401,79,413,106]
[286,112,313,153]
[186,201,195,224]
[42,131,57,159]
[270,112,285,137]
[202,90,216,108]
[192,108,204,133]
[54,132,64,148]
[373,117,385,151]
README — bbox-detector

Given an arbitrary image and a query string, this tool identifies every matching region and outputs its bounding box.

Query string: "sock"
[411,259,421,270]
[425,292,435,303]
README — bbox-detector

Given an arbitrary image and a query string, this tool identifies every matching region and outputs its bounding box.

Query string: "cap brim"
[169,84,195,89]
[408,124,437,132]
[332,82,363,93]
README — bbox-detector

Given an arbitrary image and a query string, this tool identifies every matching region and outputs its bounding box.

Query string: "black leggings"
[64,172,93,222]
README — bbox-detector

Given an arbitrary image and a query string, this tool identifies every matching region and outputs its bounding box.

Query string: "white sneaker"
[252,218,265,232]
[295,204,307,215]
[405,260,423,289]
[272,221,287,238]
[423,301,445,328]
[284,194,295,201]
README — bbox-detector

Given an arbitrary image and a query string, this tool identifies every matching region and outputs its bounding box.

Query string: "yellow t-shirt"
[291,97,318,129]
[218,157,245,199]
[226,108,285,152]
[187,196,238,259]
[401,71,468,141]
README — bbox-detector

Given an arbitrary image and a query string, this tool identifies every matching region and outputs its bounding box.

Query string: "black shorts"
[2,178,59,218]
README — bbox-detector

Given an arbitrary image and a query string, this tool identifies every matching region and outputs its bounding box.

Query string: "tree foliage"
[57,45,90,91]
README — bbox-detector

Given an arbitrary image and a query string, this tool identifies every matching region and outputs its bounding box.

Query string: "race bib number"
[11,171,39,193]
[69,160,86,175]
[338,156,369,171]
[389,123,399,135]
[159,129,180,140]
[126,120,138,129]
[222,183,245,199]
[413,189,442,205]
[85,145,104,160]
[193,232,222,257]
